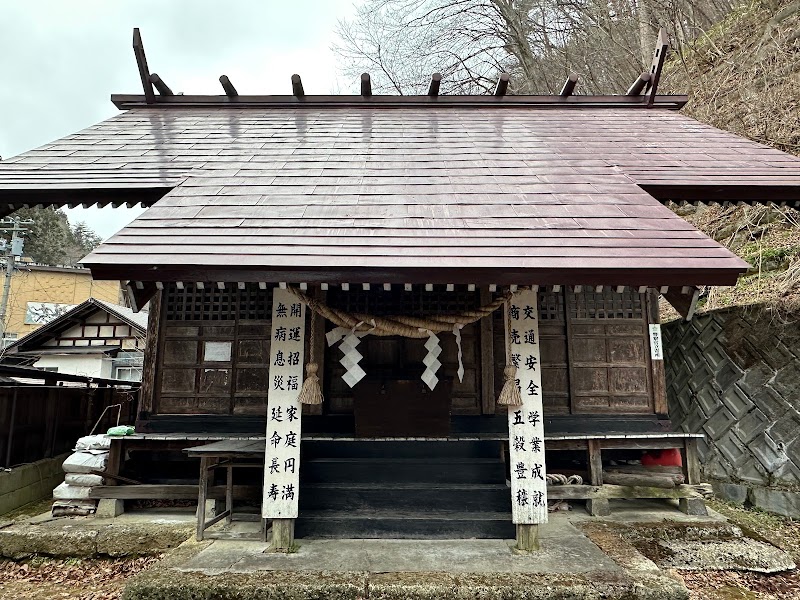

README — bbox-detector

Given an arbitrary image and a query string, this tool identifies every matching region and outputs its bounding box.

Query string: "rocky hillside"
[662,0,800,317]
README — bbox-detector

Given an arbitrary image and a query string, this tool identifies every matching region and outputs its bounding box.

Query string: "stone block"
[767,412,800,446]
[737,461,769,486]
[679,498,708,516]
[684,408,705,434]
[689,364,714,393]
[750,434,790,475]
[733,408,768,444]
[772,362,800,398]
[695,437,711,463]
[761,344,796,372]
[773,459,800,485]
[715,360,744,393]
[712,482,748,505]
[716,432,748,468]
[696,388,720,418]
[96,499,123,519]
[704,406,736,440]
[722,384,753,419]
[696,319,722,350]
[751,386,789,422]
[705,343,729,370]
[705,455,734,480]
[738,363,775,395]
[749,487,800,519]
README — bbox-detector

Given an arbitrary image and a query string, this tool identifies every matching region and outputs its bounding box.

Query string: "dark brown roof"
[4,103,800,285]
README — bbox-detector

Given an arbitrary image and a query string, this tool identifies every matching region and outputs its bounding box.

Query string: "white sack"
[74,434,111,452]
[52,482,92,500]
[64,473,105,487]
[62,451,108,474]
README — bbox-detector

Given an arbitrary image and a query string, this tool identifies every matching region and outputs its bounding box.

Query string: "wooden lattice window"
[568,289,644,320]
[164,283,273,321]
[538,290,564,321]
[326,285,481,317]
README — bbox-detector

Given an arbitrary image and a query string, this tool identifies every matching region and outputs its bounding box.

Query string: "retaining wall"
[663,304,800,517]
[0,453,68,516]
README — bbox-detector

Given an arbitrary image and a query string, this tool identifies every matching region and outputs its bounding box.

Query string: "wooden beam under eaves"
[664,286,701,321]
[125,280,158,313]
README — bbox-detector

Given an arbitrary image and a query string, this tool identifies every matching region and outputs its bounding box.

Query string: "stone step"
[294,509,516,539]
[300,482,511,512]
[302,440,503,459]
[301,457,506,484]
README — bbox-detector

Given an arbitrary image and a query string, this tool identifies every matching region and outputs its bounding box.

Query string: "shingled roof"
[4,101,800,286]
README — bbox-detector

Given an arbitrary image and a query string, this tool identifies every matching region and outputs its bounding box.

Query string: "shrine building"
[1,29,800,550]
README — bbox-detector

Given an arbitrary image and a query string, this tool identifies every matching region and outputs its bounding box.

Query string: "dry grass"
[660,0,800,319]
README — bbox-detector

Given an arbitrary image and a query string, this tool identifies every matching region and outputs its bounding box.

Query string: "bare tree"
[333,0,737,95]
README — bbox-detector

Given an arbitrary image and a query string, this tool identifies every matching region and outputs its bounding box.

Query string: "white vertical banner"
[262,288,306,519]
[507,289,548,524]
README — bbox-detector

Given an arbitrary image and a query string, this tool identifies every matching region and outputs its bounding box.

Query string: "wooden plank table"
[184,440,265,541]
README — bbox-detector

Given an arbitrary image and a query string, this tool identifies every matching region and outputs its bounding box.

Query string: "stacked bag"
[52,434,111,517]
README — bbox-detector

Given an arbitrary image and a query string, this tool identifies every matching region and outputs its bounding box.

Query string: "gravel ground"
[678,499,800,599]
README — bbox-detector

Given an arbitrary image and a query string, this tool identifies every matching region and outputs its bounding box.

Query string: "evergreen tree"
[1,207,102,266]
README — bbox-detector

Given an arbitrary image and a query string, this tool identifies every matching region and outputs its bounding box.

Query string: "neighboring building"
[2,298,148,381]
[2,264,122,347]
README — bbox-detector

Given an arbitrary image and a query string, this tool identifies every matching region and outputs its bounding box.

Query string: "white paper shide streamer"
[420,330,442,390]
[506,289,548,525]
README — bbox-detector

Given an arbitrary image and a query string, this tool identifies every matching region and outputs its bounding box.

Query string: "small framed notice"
[649,324,663,360]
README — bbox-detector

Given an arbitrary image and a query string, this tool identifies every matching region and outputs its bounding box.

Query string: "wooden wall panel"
[493,289,570,414]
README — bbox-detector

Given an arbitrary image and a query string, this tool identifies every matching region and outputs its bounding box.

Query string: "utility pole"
[0,218,33,345]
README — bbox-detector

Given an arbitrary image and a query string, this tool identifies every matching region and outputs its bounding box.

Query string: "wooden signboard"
[262,289,306,520]
[507,289,548,525]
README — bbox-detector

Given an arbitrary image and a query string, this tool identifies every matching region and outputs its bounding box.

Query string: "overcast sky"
[0,0,356,238]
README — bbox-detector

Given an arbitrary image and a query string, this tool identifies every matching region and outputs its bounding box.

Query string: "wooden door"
[566,289,654,414]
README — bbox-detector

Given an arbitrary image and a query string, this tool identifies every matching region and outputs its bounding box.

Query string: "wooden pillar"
[516,524,539,551]
[679,437,707,515]
[196,456,209,541]
[271,518,295,551]
[479,287,495,414]
[586,440,610,516]
[105,439,123,487]
[683,437,701,484]
[646,290,668,417]
[42,386,58,458]
[137,288,163,426]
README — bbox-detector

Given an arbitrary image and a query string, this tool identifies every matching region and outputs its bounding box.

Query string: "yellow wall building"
[2,264,122,342]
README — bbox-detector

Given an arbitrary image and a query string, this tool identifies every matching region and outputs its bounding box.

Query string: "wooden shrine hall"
[2,29,800,550]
